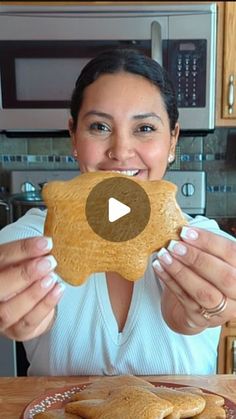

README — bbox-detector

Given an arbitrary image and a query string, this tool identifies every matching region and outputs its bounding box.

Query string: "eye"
[90,122,110,132]
[136,124,157,133]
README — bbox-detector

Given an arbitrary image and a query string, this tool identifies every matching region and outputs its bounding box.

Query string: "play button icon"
[86,175,151,242]
[108,197,131,222]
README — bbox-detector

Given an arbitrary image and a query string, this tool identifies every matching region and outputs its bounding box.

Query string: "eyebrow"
[133,112,164,125]
[83,110,164,125]
[83,110,113,120]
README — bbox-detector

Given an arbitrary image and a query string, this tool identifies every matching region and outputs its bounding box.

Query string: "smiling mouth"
[104,169,141,177]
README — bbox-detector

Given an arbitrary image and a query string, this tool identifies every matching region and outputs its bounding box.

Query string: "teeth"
[110,169,140,176]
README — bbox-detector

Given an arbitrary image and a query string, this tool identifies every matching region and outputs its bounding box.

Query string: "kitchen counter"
[0,375,236,418]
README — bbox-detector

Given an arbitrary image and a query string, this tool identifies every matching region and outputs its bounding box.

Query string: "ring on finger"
[200,295,228,320]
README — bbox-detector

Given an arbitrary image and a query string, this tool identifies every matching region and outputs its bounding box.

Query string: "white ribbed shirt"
[0,209,234,376]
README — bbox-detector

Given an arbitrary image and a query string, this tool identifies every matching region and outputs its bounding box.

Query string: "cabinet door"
[226,336,236,374]
[222,2,236,119]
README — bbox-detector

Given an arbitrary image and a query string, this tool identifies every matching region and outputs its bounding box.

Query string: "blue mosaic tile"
[194,154,202,161]
[205,154,214,161]
[181,154,191,161]
[207,184,236,193]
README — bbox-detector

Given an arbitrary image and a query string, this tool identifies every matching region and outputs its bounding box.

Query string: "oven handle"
[151,21,162,66]
[0,199,11,225]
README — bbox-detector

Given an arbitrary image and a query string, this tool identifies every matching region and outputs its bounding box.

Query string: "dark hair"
[70,48,179,131]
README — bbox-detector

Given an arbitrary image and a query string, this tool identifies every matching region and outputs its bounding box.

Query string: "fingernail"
[41,272,58,289]
[186,318,198,328]
[36,237,53,251]
[37,255,57,273]
[168,240,187,256]
[52,282,66,298]
[157,248,173,265]
[180,226,199,241]
[152,259,164,272]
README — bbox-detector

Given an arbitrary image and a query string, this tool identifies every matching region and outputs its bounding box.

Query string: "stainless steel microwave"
[0,3,217,133]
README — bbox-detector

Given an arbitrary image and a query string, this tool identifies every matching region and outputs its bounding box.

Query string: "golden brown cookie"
[65,385,174,418]
[70,374,155,401]
[151,387,206,418]
[178,387,225,406]
[43,171,187,285]
[193,405,226,418]
[182,391,226,419]
[177,386,204,395]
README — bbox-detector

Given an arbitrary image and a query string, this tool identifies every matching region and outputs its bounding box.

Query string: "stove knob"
[181,182,195,196]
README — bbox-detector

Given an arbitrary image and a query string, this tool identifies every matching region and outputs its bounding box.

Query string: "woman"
[0,49,235,376]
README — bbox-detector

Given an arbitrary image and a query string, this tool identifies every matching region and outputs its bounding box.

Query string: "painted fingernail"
[152,259,164,272]
[41,272,58,289]
[52,282,66,298]
[36,237,53,251]
[168,240,187,256]
[37,255,57,273]
[186,318,198,328]
[180,226,199,241]
[157,248,173,265]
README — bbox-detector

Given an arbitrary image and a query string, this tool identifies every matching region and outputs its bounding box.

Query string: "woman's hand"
[152,227,236,334]
[0,237,64,341]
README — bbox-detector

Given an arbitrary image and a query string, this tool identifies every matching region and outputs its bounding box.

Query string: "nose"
[107,135,136,162]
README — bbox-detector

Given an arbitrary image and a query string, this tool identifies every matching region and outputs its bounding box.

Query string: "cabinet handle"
[151,21,162,66]
[233,340,236,374]
[228,74,235,115]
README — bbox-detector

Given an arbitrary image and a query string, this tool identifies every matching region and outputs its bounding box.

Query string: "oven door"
[0,199,11,229]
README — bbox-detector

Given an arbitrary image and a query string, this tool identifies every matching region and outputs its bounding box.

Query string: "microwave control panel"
[163,40,207,108]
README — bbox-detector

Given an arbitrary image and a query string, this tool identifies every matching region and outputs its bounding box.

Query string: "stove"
[164,170,206,215]
[1,170,79,223]
[6,169,80,194]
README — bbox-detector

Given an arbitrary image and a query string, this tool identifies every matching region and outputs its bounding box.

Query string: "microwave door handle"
[151,21,162,66]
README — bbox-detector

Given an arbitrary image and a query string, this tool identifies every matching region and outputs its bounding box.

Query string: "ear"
[169,122,180,156]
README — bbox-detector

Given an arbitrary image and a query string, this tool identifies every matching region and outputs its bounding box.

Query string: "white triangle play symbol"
[108,197,131,223]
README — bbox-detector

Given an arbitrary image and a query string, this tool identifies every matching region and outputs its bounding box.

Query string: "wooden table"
[0,375,236,418]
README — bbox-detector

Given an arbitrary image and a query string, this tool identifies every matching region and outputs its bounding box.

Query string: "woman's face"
[70,72,179,181]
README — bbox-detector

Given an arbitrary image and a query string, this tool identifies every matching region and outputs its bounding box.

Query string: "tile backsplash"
[0,127,236,218]
[0,135,77,170]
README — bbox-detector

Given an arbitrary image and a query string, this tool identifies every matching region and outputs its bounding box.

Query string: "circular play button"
[85,176,151,242]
